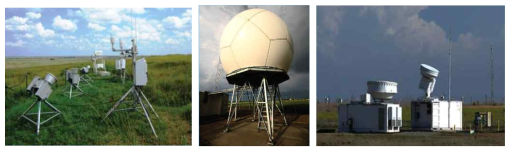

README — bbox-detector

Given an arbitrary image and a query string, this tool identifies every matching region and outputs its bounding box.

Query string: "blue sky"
[317,6,505,102]
[5,8,191,56]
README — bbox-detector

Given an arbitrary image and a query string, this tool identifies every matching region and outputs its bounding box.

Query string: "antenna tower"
[491,44,494,103]
[448,23,452,128]
[213,58,223,91]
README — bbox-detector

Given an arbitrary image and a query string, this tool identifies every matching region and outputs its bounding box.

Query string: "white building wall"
[338,103,401,133]
[411,100,462,131]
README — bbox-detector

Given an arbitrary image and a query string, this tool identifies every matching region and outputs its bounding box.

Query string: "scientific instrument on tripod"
[19,73,61,135]
[61,68,84,99]
[104,34,160,138]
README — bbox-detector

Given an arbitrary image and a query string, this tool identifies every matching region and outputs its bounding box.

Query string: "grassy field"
[5,55,191,145]
[318,132,505,146]
[316,103,505,146]
[6,57,93,69]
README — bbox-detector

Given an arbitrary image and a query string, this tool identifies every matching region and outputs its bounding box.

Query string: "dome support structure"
[224,76,288,145]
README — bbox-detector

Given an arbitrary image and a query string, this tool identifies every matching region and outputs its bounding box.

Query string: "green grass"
[5,55,191,145]
[5,57,92,69]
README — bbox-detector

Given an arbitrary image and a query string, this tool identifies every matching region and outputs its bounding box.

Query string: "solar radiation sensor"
[20,73,61,135]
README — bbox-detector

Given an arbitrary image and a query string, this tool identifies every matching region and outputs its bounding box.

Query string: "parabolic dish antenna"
[219,8,294,85]
[420,64,439,79]
[367,80,398,100]
[419,64,439,98]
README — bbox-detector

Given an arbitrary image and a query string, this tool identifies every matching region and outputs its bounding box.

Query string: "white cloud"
[175,31,191,38]
[458,32,481,50]
[24,33,35,38]
[6,16,28,24]
[320,7,345,35]
[67,9,83,17]
[61,35,77,40]
[6,16,32,31]
[35,23,55,37]
[81,8,125,24]
[26,12,41,19]
[163,16,191,28]
[361,6,448,54]
[52,15,78,31]
[6,40,24,47]
[163,10,192,28]
[6,24,31,31]
[87,22,106,31]
[80,8,144,24]
[111,19,162,42]
[111,25,132,38]
[165,38,179,44]
[183,9,192,17]
[111,25,122,31]
[132,8,146,14]
[360,6,427,35]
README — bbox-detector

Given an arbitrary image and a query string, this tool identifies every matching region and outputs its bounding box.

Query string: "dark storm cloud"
[317,6,505,102]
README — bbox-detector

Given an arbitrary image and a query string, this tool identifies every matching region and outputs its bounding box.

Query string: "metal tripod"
[61,82,84,99]
[103,86,160,137]
[80,74,93,86]
[225,77,287,145]
[18,98,61,135]
[81,73,94,83]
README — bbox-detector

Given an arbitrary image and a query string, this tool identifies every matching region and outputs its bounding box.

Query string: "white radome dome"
[219,9,294,75]
[367,80,398,100]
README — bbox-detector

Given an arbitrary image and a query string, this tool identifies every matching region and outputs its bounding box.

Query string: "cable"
[51,101,113,107]
[6,73,33,91]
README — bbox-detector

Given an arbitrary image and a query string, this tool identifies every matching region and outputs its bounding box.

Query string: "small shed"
[200,91,229,117]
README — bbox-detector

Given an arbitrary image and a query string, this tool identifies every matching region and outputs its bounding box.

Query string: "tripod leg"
[274,85,287,126]
[137,87,160,120]
[74,84,85,93]
[136,91,158,138]
[44,100,61,113]
[81,76,92,86]
[86,75,94,82]
[69,84,73,99]
[37,100,42,135]
[61,84,69,93]
[225,84,237,132]
[18,100,38,120]
[234,85,243,121]
[104,87,133,120]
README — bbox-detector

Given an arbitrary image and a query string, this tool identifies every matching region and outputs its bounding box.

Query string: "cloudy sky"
[5,8,191,56]
[199,6,309,94]
[317,6,505,102]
